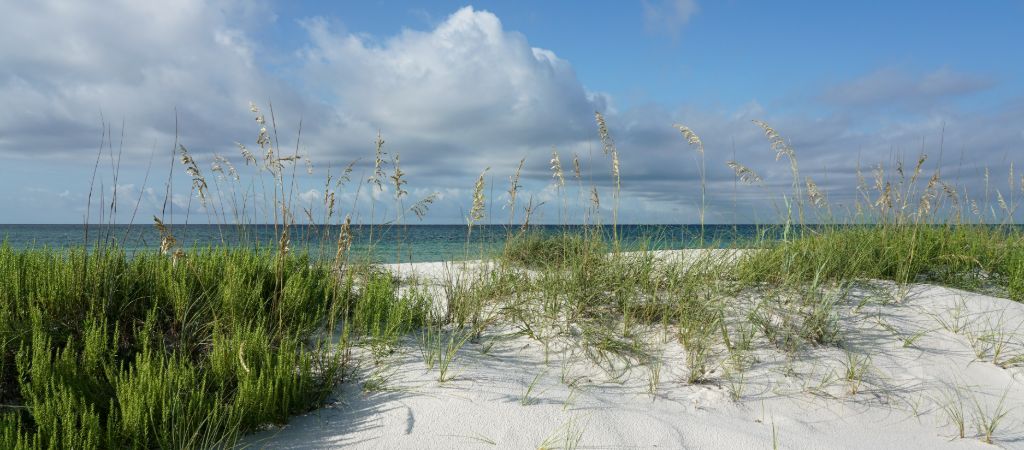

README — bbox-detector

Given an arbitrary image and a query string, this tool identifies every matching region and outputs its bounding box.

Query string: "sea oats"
[410,193,439,221]
[236,142,257,166]
[336,159,357,188]
[873,165,885,195]
[590,186,600,210]
[278,228,290,255]
[333,214,352,271]
[171,248,186,266]
[572,152,582,181]
[325,191,336,218]
[390,153,407,200]
[875,182,893,210]
[1010,162,1015,192]
[508,157,525,211]
[919,172,939,216]
[752,120,794,161]
[211,154,239,182]
[551,148,565,188]
[673,124,704,154]
[519,196,539,232]
[211,156,223,176]
[727,161,762,184]
[468,168,490,226]
[806,177,825,208]
[369,131,387,192]
[909,154,927,185]
[611,149,620,189]
[595,111,615,156]
[941,181,960,206]
[178,145,209,206]
[153,216,176,255]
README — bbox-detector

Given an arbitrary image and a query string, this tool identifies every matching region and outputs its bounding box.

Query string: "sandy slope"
[242,252,1024,449]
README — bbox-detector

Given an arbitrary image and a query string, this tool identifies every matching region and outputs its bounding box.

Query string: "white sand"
[243,251,1024,449]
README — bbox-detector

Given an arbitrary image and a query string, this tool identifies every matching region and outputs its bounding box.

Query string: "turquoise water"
[0,224,769,263]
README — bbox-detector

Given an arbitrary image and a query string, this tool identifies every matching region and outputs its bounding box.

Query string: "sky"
[2,0,1023,224]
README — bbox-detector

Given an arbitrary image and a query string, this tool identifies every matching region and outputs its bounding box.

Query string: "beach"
[242,251,1024,449]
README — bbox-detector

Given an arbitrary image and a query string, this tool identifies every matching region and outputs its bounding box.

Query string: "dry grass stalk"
[727,161,762,184]
[333,214,352,271]
[875,182,893,211]
[909,154,927,186]
[249,102,279,175]
[278,226,290,256]
[369,131,387,192]
[211,154,239,182]
[595,112,615,156]
[508,157,525,222]
[235,143,257,166]
[550,149,565,188]
[673,124,704,154]
[153,216,177,255]
[468,168,489,226]
[919,173,940,216]
[752,120,794,162]
[806,177,825,208]
[611,148,621,189]
[390,153,407,200]
[572,152,582,181]
[520,195,540,233]
[179,145,209,206]
[410,193,439,221]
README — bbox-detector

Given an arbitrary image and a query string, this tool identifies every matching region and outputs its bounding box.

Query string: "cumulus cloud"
[298,7,604,176]
[0,0,306,161]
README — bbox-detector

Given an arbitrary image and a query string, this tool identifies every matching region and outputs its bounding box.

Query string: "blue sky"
[2,1,1023,224]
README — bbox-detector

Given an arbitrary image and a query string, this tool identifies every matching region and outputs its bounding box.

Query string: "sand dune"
[243,253,1024,449]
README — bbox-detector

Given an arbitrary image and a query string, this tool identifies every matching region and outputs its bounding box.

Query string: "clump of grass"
[502,231,605,268]
[972,389,1011,444]
[521,370,547,406]
[840,352,871,395]
[938,384,968,439]
[0,245,355,449]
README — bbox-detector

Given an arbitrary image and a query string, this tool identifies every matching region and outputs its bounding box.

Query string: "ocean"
[0,224,778,263]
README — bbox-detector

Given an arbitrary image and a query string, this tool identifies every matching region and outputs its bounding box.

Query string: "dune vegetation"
[2,104,1023,448]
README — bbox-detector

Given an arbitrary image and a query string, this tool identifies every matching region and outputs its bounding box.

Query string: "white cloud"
[298,189,321,205]
[0,0,301,161]
[298,7,603,175]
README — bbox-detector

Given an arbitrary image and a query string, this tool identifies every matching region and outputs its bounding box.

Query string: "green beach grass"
[3,105,1024,448]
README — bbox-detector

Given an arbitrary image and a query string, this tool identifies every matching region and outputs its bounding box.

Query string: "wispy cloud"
[642,0,699,39]
[822,67,994,109]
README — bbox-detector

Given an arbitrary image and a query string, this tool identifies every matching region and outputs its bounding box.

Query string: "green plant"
[938,384,968,439]
[841,352,870,395]
[972,389,1011,444]
[521,370,548,406]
